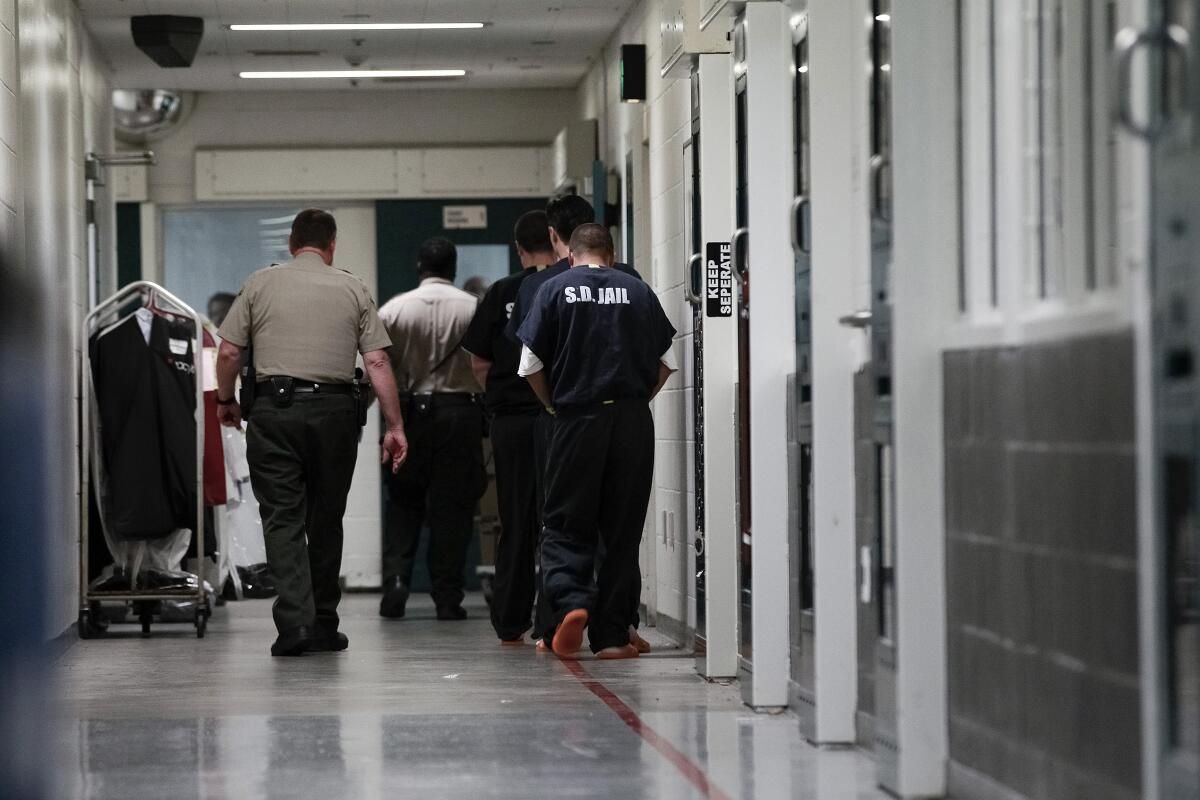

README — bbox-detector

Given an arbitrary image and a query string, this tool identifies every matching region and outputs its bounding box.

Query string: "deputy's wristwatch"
[216,395,238,406]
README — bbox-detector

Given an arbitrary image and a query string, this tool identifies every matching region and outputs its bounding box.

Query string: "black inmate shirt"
[504,257,642,344]
[516,266,676,409]
[460,267,541,415]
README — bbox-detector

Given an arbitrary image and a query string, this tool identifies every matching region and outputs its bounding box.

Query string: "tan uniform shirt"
[378,277,481,394]
[219,251,392,384]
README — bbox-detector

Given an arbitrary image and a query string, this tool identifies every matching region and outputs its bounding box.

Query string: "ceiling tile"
[79,0,637,91]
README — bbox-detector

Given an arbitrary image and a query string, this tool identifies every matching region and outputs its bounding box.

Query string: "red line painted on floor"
[562,659,733,800]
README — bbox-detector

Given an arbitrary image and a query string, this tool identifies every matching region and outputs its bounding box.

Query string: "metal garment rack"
[79,280,210,639]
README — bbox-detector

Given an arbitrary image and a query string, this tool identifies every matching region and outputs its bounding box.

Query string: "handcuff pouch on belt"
[412,394,434,416]
[269,376,295,408]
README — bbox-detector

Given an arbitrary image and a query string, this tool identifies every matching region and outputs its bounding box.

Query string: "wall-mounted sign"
[443,205,488,230]
[705,241,733,318]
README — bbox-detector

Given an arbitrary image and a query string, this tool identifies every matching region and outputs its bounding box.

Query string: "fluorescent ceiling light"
[239,69,467,79]
[229,23,485,32]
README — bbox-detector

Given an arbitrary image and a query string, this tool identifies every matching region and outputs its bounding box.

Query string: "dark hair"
[545,194,595,243]
[514,210,553,254]
[418,237,457,279]
[568,223,614,260]
[207,291,236,307]
[290,208,337,251]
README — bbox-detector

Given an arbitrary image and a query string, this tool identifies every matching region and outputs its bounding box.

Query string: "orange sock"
[552,609,589,659]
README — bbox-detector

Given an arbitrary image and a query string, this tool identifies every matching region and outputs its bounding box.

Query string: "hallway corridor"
[55,596,886,800]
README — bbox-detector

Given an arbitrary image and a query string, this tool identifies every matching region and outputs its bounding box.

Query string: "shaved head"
[568,223,615,265]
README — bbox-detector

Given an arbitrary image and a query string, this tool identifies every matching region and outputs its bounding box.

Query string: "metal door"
[788,18,818,739]
[1129,0,1200,795]
[734,54,753,674]
[685,90,708,663]
[858,0,900,788]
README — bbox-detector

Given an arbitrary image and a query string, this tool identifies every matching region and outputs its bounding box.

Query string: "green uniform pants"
[246,393,359,635]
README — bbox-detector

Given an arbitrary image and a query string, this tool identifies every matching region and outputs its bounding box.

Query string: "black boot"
[307,629,349,652]
[271,626,310,657]
[379,576,410,619]
[436,604,467,621]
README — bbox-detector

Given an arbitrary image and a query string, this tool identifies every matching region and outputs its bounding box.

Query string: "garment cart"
[79,281,210,639]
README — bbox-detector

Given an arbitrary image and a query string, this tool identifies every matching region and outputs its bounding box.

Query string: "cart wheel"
[196,612,207,639]
[88,602,109,633]
[139,610,152,637]
[78,607,108,639]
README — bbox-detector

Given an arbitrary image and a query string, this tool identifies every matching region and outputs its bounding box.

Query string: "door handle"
[860,545,872,605]
[1113,25,1192,140]
[684,253,704,306]
[869,154,892,224]
[839,309,873,328]
[791,195,811,254]
[732,227,750,276]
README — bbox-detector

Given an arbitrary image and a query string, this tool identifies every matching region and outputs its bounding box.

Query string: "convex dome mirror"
[113,89,193,144]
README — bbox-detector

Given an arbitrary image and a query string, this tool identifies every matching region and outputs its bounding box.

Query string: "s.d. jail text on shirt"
[564,285,630,305]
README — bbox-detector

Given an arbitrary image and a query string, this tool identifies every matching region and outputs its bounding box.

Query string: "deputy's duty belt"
[401,392,482,412]
[256,379,355,396]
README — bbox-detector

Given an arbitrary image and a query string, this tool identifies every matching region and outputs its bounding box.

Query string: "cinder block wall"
[576,0,696,635]
[6,0,114,637]
[943,331,1139,800]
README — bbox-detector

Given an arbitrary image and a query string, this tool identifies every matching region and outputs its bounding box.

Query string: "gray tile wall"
[943,331,1139,800]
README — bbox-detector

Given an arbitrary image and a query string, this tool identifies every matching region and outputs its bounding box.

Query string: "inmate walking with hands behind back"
[516,224,677,659]
[215,209,409,657]
[461,211,558,645]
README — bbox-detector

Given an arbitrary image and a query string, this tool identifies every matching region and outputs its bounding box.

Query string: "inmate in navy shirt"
[460,267,541,415]
[504,257,642,344]
[516,265,675,409]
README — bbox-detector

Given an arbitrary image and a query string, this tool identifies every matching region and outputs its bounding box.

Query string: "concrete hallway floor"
[55,594,888,799]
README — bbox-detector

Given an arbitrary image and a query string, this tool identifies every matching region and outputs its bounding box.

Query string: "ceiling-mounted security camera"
[131,16,204,68]
[345,53,368,68]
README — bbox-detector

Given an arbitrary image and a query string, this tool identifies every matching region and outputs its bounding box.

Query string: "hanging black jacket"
[89,314,197,540]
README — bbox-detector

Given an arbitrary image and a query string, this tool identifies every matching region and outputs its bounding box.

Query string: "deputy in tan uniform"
[377,236,486,621]
[215,208,408,657]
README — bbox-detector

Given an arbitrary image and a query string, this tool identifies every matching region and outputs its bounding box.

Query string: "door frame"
[808,0,871,744]
[736,1,798,711]
[890,1,958,795]
[692,52,740,681]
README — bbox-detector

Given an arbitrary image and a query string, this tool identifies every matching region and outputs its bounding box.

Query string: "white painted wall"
[4,0,114,636]
[577,0,697,636]
[141,88,579,205]
[328,204,383,591]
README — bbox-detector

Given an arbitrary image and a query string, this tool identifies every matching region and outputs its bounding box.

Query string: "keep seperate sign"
[705,241,733,318]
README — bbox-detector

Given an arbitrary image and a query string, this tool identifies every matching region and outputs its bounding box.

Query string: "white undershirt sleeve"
[660,342,679,372]
[517,345,545,377]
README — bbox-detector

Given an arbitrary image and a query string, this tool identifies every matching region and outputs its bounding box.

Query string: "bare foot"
[597,644,640,660]
[629,626,651,654]
[552,609,589,659]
